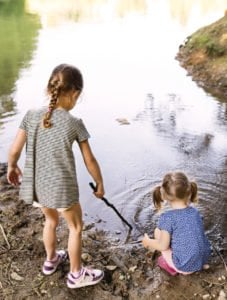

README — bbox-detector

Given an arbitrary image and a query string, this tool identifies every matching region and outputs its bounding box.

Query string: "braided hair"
[43,64,83,128]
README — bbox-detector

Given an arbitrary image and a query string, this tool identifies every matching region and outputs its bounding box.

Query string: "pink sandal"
[157,255,178,276]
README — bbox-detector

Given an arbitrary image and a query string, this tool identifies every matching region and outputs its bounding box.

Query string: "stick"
[89,182,133,230]
[0,224,10,250]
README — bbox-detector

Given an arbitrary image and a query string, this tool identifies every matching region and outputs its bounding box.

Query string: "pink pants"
[161,249,193,275]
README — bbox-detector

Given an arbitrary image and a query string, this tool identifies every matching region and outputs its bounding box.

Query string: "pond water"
[0,0,226,241]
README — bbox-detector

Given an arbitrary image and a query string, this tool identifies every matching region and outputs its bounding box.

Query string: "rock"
[218,277,223,281]
[115,230,121,235]
[128,266,137,273]
[83,223,95,231]
[202,294,211,300]
[105,265,117,271]
[11,272,24,281]
[218,290,226,300]
[116,118,130,125]
[203,264,210,270]
[119,274,125,280]
[81,253,92,262]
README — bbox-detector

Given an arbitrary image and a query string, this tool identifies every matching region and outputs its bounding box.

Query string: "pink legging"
[161,249,193,275]
[154,228,193,275]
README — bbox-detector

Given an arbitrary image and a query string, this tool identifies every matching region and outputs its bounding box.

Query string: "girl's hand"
[7,166,22,186]
[142,233,152,250]
[94,182,105,199]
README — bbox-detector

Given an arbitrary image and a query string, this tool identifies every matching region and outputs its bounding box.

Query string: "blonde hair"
[153,172,198,210]
[43,64,83,128]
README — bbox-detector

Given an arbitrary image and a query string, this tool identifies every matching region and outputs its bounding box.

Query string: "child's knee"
[45,217,59,229]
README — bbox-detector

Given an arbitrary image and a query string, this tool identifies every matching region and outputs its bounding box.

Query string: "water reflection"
[26,0,147,26]
[130,93,227,242]
[25,0,227,27]
[0,0,40,122]
[168,0,227,26]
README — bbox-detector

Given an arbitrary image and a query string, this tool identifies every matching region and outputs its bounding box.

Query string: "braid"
[43,79,61,128]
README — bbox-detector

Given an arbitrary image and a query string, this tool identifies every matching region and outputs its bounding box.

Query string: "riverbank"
[176,13,227,101]
[0,163,226,300]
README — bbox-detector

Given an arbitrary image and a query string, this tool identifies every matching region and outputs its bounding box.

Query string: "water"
[0,0,226,241]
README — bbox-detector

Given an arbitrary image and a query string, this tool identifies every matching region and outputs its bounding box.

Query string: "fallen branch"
[0,224,10,250]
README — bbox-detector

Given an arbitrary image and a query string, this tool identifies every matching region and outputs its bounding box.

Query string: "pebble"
[114,238,120,243]
[83,223,95,231]
[129,266,137,273]
[218,290,226,300]
[119,274,125,281]
[115,230,121,235]
[11,272,24,281]
[202,294,211,300]
[203,264,210,270]
[156,295,160,299]
[116,118,130,125]
[81,253,93,262]
[105,265,117,271]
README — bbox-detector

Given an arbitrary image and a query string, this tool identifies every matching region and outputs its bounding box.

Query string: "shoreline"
[0,162,226,299]
[176,14,227,102]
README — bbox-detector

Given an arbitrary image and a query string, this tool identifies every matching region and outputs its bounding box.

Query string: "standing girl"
[142,171,211,275]
[7,64,104,288]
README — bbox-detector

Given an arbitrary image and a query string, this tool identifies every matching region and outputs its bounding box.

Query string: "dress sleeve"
[74,119,90,142]
[158,213,173,235]
[19,110,30,133]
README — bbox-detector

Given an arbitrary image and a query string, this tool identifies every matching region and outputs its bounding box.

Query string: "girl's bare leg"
[61,203,82,273]
[41,207,59,260]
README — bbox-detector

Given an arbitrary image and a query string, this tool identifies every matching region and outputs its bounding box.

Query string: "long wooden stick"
[89,182,133,230]
[0,224,10,250]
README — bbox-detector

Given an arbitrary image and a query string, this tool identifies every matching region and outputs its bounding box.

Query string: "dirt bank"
[0,163,226,300]
[176,14,227,101]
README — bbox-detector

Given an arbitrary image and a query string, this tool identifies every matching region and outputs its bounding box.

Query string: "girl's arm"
[79,140,104,199]
[142,231,170,252]
[7,129,26,186]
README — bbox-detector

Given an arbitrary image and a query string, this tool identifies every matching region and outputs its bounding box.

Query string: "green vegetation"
[177,15,227,100]
[188,33,225,57]
[0,0,40,118]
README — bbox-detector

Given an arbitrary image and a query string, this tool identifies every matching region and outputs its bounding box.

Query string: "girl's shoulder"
[25,107,46,117]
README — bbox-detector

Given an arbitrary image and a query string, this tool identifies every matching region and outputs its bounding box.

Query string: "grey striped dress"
[19,107,90,208]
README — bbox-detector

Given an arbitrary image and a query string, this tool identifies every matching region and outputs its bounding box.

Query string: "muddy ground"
[0,163,226,300]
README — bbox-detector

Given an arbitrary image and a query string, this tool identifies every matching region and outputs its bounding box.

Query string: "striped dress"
[19,107,90,208]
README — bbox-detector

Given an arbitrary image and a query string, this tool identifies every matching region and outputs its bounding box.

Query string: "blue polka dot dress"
[158,206,211,272]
